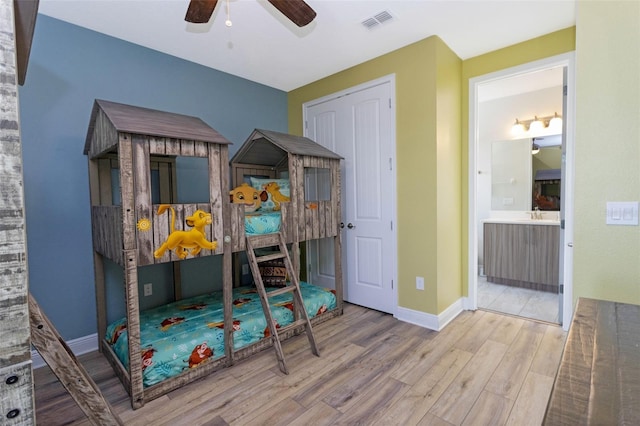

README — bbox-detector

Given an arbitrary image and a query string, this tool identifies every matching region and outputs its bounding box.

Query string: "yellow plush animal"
[229,183,267,212]
[263,182,290,211]
[153,205,217,259]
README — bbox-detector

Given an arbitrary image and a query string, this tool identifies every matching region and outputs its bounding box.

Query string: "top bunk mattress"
[105,282,336,388]
[244,210,281,235]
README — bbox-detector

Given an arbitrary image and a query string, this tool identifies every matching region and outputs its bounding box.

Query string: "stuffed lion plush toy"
[230,183,267,213]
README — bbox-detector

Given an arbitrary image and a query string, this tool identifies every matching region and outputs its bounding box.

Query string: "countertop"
[483,218,560,226]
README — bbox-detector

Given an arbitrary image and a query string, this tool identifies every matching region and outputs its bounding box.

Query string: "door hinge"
[563,85,568,96]
[391,279,394,289]
[390,221,393,231]
[305,120,308,129]
[389,157,392,171]
[559,284,564,294]
[389,98,391,109]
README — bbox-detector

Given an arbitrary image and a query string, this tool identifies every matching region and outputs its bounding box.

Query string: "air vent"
[361,17,379,29]
[361,10,394,30]
[374,10,393,24]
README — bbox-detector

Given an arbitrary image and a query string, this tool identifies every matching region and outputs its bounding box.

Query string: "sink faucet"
[534,206,542,220]
[529,207,542,220]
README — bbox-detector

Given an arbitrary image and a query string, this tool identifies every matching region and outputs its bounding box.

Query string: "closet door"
[305,77,396,314]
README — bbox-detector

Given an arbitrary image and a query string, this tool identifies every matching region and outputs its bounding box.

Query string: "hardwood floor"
[33,303,566,425]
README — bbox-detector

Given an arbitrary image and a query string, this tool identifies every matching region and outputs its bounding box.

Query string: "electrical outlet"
[143,283,153,297]
[242,264,249,275]
[416,276,424,290]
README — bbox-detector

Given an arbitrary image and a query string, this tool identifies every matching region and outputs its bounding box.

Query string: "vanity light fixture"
[511,113,562,136]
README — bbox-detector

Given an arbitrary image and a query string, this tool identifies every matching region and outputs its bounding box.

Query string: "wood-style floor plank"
[429,339,509,424]
[462,390,512,426]
[33,304,566,426]
[485,321,546,400]
[375,347,473,425]
[507,371,555,426]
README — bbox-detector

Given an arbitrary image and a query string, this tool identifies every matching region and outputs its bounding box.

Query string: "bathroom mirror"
[491,137,562,211]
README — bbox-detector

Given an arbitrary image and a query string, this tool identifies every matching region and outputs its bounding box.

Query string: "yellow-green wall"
[435,41,463,312]
[573,0,640,304]
[461,28,576,296]
[288,36,462,315]
[289,5,640,316]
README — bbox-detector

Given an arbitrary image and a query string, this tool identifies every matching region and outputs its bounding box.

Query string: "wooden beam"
[13,0,39,85]
[29,293,123,426]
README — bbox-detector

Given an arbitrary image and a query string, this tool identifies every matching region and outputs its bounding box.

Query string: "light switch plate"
[606,201,639,226]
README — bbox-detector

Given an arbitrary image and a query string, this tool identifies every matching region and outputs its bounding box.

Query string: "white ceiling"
[38,0,576,92]
[478,66,565,102]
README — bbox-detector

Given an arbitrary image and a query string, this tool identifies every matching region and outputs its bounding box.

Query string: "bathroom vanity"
[483,219,560,292]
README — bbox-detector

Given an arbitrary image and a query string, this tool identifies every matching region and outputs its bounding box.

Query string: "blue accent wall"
[18,15,287,340]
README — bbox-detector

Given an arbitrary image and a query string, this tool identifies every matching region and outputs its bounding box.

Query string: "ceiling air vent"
[361,17,379,29]
[361,10,394,30]
[374,10,393,24]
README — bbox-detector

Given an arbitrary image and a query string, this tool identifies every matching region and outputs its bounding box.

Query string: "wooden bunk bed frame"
[84,101,343,409]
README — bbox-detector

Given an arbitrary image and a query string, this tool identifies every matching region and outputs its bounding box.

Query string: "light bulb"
[225,19,232,27]
[549,112,562,132]
[529,116,544,134]
[511,119,525,136]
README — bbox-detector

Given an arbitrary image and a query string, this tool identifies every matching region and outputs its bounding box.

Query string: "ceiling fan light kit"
[185,0,316,27]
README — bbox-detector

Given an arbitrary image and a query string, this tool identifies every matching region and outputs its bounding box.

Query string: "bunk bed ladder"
[245,232,320,374]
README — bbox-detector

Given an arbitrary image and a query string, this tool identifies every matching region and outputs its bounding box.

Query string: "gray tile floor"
[477,275,560,323]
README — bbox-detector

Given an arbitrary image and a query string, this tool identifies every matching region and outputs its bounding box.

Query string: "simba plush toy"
[230,183,267,213]
[153,205,217,259]
[262,181,290,211]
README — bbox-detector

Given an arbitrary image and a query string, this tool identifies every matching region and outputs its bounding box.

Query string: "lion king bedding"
[105,282,336,388]
[243,210,282,235]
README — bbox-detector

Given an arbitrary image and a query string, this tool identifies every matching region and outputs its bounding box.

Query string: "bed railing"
[91,203,223,266]
[92,199,338,266]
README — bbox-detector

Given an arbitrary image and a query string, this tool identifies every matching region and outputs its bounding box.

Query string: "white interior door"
[304,77,397,314]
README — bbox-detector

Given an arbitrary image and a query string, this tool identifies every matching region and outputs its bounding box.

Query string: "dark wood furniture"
[544,297,640,425]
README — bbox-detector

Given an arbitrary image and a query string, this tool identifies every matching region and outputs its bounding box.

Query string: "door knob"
[347,223,355,229]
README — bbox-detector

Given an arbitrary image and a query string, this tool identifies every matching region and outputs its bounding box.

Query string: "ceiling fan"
[185,0,317,27]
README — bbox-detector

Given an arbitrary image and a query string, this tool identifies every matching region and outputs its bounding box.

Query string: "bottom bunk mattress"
[105,282,336,388]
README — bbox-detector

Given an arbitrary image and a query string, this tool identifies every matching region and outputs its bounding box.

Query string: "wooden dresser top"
[544,297,640,425]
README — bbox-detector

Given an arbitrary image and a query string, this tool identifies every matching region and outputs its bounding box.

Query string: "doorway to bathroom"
[468,53,575,329]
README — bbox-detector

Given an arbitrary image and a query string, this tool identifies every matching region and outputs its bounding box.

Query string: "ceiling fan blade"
[267,0,316,27]
[185,0,219,24]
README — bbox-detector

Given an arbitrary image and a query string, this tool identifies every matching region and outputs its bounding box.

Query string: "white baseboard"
[461,296,473,311]
[395,298,464,331]
[32,333,99,369]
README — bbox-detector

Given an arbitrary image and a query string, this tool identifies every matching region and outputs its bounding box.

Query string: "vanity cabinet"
[484,222,560,292]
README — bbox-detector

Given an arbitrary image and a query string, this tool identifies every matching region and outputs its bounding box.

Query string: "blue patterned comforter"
[105,282,336,388]
[244,210,282,235]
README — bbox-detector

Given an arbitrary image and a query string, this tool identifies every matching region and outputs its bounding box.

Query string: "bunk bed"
[84,101,343,408]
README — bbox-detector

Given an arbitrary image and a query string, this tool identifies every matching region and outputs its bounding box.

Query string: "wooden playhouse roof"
[231,129,342,167]
[84,99,230,157]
